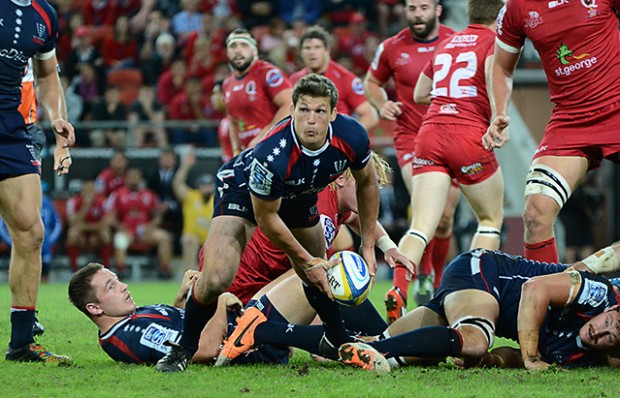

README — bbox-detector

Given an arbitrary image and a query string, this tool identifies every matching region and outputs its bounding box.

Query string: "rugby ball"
[327,251,372,306]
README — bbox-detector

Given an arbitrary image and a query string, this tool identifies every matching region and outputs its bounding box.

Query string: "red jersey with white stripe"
[222,60,291,149]
[369,25,455,136]
[422,24,495,128]
[19,59,37,125]
[105,187,160,234]
[290,60,366,116]
[496,0,620,112]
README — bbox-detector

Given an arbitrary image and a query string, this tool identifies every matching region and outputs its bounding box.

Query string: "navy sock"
[10,307,35,349]
[370,326,462,358]
[179,294,216,355]
[254,322,325,356]
[302,284,349,345]
[340,299,388,336]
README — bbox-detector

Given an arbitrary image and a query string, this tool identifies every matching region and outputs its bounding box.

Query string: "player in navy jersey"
[337,243,620,371]
[156,74,380,372]
[1,0,75,364]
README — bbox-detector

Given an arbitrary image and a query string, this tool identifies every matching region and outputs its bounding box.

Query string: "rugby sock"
[419,239,435,275]
[524,237,558,263]
[179,290,216,355]
[369,326,462,358]
[254,323,325,356]
[392,265,412,300]
[10,307,35,349]
[100,245,113,268]
[340,299,388,336]
[431,234,451,289]
[67,246,79,272]
[303,284,350,345]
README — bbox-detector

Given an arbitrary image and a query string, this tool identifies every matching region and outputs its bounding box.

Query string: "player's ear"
[330,107,337,121]
[86,303,103,316]
[290,103,295,115]
[606,304,620,312]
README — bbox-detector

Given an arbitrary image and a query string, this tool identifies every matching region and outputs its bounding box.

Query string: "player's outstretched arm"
[567,242,620,274]
[517,272,581,370]
[351,161,380,276]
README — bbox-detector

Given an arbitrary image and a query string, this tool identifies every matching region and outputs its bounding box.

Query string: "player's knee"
[202,269,235,295]
[453,317,495,358]
[436,215,454,236]
[522,204,554,234]
[524,164,570,210]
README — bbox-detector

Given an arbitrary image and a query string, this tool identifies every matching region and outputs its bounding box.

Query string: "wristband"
[376,235,397,253]
[581,246,620,273]
[301,257,329,273]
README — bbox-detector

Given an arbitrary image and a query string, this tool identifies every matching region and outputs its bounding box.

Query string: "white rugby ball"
[327,251,372,306]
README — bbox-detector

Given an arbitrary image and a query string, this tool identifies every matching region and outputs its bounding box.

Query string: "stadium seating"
[107,68,144,106]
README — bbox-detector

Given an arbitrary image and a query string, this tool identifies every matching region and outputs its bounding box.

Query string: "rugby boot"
[155,341,191,373]
[384,286,407,324]
[6,343,72,366]
[338,342,390,372]
[215,307,266,366]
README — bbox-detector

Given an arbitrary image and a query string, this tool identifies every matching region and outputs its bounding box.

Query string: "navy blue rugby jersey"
[0,0,59,110]
[98,305,184,364]
[245,114,371,202]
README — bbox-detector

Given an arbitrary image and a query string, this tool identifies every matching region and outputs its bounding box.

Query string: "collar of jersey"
[575,335,590,351]
[98,314,133,340]
[290,119,332,156]
[11,0,32,6]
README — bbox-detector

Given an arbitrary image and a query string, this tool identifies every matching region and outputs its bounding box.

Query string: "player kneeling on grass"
[334,243,620,371]
[68,263,390,369]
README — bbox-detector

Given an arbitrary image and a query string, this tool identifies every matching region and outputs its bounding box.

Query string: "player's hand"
[359,244,377,278]
[183,150,197,168]
[301,257,334,300]
[220,292,243,311]
[379,100,403,121]
[51,118,75,148]
[54,146,72,176]
[384,248,415,277]
[523,356,550,371]
[482,115,510,150]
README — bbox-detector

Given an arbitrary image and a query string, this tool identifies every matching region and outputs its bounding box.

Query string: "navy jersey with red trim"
[98,305,184,364]
[0,0,58,110]
[246,113,371,202]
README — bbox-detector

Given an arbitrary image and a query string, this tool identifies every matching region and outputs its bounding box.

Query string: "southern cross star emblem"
[279,138,286,148]
[266,155,274,163]
[273,147,280,156]
[313,159,321,167]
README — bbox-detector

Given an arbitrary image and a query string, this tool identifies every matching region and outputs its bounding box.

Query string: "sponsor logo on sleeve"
[352,78,364,95]
[266,69,284,87]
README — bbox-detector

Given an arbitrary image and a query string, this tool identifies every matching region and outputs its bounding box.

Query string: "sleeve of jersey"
[37,3,59,58]
[247,147,285,200]
[421,59,433,79]
[495,2,525,55]
[573,272,616,313]
[369,42,391,83]
[345,76,367,111]
[348,121,372,170]
[263,67,292,98]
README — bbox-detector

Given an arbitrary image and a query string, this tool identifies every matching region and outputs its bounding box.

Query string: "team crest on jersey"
[245,81,256,95]
[249,159,273,195]
[266,69,284,87]
[33,23,46,45]
[580,0,598,17]
[351,78,364,96]
[524,11,543,29]
[333,160,347,173]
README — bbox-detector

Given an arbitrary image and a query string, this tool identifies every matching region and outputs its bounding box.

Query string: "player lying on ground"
[334,243,620,371]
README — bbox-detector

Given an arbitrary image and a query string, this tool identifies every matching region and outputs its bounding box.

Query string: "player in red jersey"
[290,25,379,257]
[104,168,172,278]
[95,151,128,197]
[365,0,456,320]
[399,0,506,285]
[483,0,620,263]
[66,180,112,272]
[222,29,292,155]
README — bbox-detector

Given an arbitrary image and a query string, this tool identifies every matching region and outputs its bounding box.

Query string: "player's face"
[227,37,255,73]
[579,308,620,351]
[300,38,329,73]
[406,0,440,40]
[89,269,136,317]
[292,95,336,150]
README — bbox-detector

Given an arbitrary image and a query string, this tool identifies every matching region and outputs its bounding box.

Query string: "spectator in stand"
[66,180,113,272]
[211,80,233,163]
[171,0,203,40]
[101,16,139,69]
[56,2,83,62]
[143,32,177,86]
[83,0,140,26]
[73,62,102,123]
[63,26,104,83]
[157,58,186,109]
[105,168,173,279]
[60,75,84,125]
[376,0,407,39]
[172,151,215,271]
[278,1,322,25]
[222,29,292,154]
[96,150,128,197]
[336,12,378,76]
[238,0,279,30]
[128,85,168,147]
[321,0,373,27]
[187,36,218,79]
[168,76,219,146]
[146,148,183,254]
[90,85,128,148]
[257,17,287,58]
[128,0,159,34]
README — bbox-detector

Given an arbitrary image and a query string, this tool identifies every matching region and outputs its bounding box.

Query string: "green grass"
[1,280,620,397]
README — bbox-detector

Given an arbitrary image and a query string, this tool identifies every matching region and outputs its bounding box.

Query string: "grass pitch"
[0,280,619,397]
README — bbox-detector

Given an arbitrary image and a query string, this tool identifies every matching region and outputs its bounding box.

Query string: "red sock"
[67,246,79,272]
[419,240,434,276]
[431,235,452,289]
[392,265,413,300]
[100,245,112,268]
[524,237,558,263]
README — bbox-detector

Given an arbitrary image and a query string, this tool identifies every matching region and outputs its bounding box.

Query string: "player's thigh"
[443,289,499,326]
[0,174,42,232]
[291,222,326,258]
[527,155,589,206]
[200,216,254,281]
[460,168,504,224]
[388,306,447,336]
[410,171,452,232]
[400,162,413,193]
[265,273,316,325]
